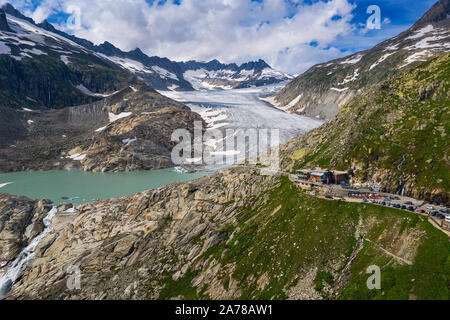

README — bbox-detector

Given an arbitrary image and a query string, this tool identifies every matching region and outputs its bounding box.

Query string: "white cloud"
[6,0,358,74]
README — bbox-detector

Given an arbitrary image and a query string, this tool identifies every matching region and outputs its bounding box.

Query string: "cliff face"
[4,167,449,300]
[280,53,450,205]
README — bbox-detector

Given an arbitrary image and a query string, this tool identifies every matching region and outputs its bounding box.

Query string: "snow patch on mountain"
[340,54,363,65]
[261,68,293,80]
[338,69,360,85]
[408,35,448,50]
[399,50,433,68]
[331,87,349,92]
[384,44,399,51]
[151,66,178,80]
[108,112,132,123]
[406,25,435,40]
[23,48,46,55]
[275,93,303,112]
[60,55,70,65]
[6,14,85,49]
[122,137,137,147]
[369,53,394,70]
[68,153,86,161]
[104,55,152,74]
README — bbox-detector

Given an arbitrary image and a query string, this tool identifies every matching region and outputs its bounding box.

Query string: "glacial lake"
[0,169,210,205]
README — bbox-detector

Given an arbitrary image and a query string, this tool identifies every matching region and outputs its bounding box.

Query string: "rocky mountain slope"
[2,167,448,300]
[280,53,449,205]
[0,4,206,173]
[0,82,203,173]
[0,5,132,110]
[270,0,450,120]
[1,2,290,108]
[1,3,290,92]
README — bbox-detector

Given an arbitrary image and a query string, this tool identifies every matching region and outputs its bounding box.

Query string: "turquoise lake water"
[0,169,210,204]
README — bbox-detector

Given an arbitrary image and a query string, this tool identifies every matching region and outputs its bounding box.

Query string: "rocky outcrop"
[0,194,52,277]
[0,9,12,32]
[413,0,450,28]
[0,84,204,173]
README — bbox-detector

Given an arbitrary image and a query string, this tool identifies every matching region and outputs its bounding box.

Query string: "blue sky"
[2,0,438,73]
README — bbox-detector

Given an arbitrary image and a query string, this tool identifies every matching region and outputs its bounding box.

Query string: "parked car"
[362,198,368,202]
[416,209,425,214]
[445,215,450,223]
[430,211,439,217]
[401,205,407,210]
[435,213,445,220]
[426,206,434,210]
[405,201,413,205]
[407,206,414,211]
[325,195,333,199]
[440,209,449,214]
[381,202,386,206]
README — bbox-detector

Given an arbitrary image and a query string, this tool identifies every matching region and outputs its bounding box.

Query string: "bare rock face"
[4,167,274,299]
[0,195,52,276]
[0,9,12,32]
[0,84,204,173]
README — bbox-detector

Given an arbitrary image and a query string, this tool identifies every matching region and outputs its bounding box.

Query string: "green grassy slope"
[281,53,450,204]
[153,176,449,300]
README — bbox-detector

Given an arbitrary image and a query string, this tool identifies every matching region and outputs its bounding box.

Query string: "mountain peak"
[0,9,12,32]
[37,19,57,32]
[97,41,123,56]
[412,0,450,29]
[1,3,35,24]
[239,59,271,70]
[130,48,144,55]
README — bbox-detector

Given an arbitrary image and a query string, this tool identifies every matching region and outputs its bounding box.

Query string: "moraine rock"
[0,84,205,173]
